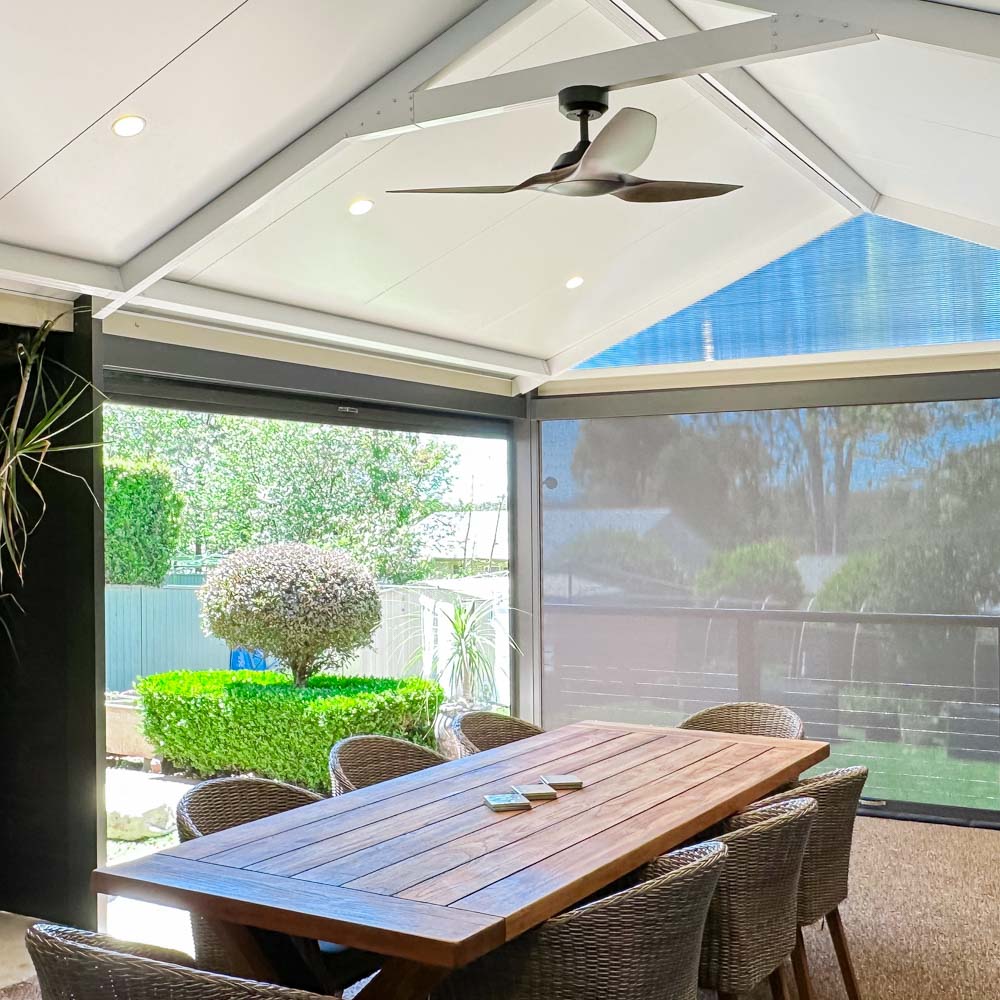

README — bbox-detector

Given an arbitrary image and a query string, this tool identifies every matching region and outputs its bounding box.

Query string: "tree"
[200,543,382,686]
[104,459,183,585]
[569,415,775,548]
[570,401,1000,557]
[103,406,458,582]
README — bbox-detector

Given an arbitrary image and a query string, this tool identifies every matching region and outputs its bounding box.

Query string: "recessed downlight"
[111,114,146,137]
[349,198,375,216]
[565,275,584,290]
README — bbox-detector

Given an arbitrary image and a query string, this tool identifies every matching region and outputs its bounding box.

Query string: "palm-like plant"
[440,599,503,704]
[0,312,100,587]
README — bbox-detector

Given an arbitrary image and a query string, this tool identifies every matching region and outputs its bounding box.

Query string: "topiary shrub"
[137,670,443,791]
[104,458,184,586]
[200,543,381,686]
[695,540,804,606]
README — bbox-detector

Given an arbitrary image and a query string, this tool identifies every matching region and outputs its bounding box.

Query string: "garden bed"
[137,670,443,792]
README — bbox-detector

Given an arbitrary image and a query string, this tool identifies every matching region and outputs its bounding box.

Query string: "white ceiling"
[0,0,483,262]
[151,0,846,360]
[674,0,1000,228]
[2,0,1000,390]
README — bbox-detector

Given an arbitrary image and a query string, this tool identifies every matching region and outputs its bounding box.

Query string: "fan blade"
[387,185,521,194]
[612,179,742,203]
[574,108,656,179]
[389,165,577,196]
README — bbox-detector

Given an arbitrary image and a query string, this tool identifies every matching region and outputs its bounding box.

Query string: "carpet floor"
[5,817,999,1000]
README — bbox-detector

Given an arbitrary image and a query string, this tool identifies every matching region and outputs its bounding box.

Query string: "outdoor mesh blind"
[539,402,1000,817]
[577,214,1000,368]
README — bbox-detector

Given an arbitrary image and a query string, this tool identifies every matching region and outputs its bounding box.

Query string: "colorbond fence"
[105,582,509,695]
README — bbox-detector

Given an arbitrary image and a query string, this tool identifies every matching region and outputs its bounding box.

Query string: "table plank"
[394,740,766,905]
[92,853,504,968]
[453,743,830,938]
[341,736,731,896]
[244,730,671,876]
[175,723,626,864]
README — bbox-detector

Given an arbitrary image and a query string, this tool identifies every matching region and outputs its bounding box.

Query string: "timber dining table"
[93,720,829,1000]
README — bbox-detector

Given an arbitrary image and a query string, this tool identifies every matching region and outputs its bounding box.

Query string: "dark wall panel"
[0,303,104,926]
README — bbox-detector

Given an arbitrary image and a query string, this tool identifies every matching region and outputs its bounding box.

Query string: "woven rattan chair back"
[678,702,805,740]
[431,841,727,1000]
[739,766,868,926]
[451,711,544,756]
[27,923,324,1000]
[699,797,816,996]
[176,776,322,975]
[328,734,447,796]
[176,775,323,841]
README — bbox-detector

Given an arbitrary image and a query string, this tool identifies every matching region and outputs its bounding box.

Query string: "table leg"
[352,957,450,1000]
[209,920,287,981]
[208,920,324,992]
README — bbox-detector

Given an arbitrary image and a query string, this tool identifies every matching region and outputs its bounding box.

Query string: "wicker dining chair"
[678,702,805,740]
[328,734,448,796]
[431,841,727,1000]
[699,797,817,1000]
[451,711,544,756]
[737,767,869,1000]
[177,775,323,843]
[177,776,379,993]
[176,776,323,978]
[27,923,327,1000]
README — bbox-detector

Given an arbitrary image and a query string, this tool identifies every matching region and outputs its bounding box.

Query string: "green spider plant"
[0,311,101,588]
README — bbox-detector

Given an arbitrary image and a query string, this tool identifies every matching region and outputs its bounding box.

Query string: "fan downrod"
[551,86,609,170]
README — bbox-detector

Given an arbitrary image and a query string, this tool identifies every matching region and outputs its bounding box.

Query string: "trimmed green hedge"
[105,458,183,586]
[137,670,444,791]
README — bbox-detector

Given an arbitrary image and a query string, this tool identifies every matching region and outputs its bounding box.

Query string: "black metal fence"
[541,604,1000,823]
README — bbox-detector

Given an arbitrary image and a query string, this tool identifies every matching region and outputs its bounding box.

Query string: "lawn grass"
[812,727,999,811]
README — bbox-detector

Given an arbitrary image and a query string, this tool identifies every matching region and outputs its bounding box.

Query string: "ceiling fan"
[389,85,742,203]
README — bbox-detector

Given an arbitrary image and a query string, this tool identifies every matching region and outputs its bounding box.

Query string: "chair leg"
[792,927,816,1000]
[828,906,863,1000]
[768,963,792,1000]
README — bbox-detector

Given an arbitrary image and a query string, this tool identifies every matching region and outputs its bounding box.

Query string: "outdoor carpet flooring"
[5,817,999,1000]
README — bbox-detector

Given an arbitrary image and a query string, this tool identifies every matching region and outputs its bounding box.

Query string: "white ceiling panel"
[675,0,1000,228]
[172,0,631,284]
[0,1,243,198]
[0,0,482,264]
[184,66,838,359]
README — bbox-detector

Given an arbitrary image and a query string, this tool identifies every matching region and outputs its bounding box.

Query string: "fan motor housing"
[558,85,609,121]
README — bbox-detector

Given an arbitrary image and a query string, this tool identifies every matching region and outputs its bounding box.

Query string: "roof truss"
[708,0,1000,62]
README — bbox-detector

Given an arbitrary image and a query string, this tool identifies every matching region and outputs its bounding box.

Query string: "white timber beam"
[410,14,877,128]
[95,0,538,320]
[875,196,1000,252]
[709,0,1000,62]
[0,242,121,299]
[127,279,551,379]
[588,0,878,213]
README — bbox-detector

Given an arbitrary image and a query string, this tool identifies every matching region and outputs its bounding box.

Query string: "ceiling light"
[349,198,375,216]
[565,275,584,290]
[111,114,146,137]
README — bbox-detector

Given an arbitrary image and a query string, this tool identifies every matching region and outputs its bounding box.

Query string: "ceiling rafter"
[404,13,877,127]
[708,0,1000,62]
[588,0,878,214]
[93,0,539,321]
